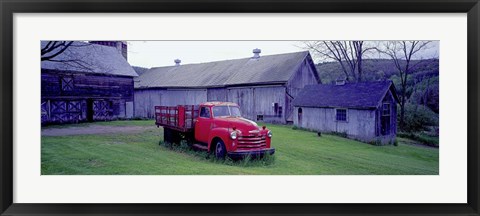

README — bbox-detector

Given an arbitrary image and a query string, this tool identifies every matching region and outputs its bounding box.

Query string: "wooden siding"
[252,86,286,123]
[42,71,134,100]
[41,70,134,124]
[135,86,287,123]
[226,88,255,120]
[285,59,320,122]
[207,88,227,101]
[135,89,207,118]
[294,107,377,141]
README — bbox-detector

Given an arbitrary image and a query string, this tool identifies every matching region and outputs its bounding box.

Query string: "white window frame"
[335,108,348,122]
[382,103,391,116]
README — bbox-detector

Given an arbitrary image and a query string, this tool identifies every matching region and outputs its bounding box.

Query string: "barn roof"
[292,81,398,109]
[41,41,138,77]
[135,51,316,88]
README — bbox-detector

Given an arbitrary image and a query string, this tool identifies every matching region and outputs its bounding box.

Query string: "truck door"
[195,106,212,144]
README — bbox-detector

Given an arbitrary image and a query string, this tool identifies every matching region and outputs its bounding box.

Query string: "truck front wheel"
[214,140,226,160]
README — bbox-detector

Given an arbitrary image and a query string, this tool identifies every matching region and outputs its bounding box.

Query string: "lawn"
[41,120,439,175]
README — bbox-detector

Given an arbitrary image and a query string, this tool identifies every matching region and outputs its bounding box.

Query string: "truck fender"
[208,127,233,152]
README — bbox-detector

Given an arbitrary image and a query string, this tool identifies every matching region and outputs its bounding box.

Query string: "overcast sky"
[127,41,439,68]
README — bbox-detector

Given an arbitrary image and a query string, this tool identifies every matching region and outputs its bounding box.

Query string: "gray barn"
[292,81,398,144]
[134,50,320,123]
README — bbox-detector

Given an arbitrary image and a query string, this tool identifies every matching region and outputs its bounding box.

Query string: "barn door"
[93,100,112,121]
[41,100,50,124]
[87,99,94,122]
[381,103,391,135]
[49,100,85,123]
[66,100,83,122]
[298,108,303,126]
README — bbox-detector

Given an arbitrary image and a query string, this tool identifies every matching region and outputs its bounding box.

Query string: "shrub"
[401,104,439,132]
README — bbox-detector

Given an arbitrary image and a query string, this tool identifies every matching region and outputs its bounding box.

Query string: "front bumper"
[227,148,275,159]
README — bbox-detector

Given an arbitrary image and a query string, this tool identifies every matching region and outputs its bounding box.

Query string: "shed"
[134,50,320,123]
[41,41,138,124]
[292,81,398,144]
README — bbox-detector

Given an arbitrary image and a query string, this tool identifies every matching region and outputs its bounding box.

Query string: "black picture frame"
[1,0,479,215]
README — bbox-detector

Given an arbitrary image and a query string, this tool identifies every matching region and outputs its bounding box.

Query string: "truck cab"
[194,102,275,159]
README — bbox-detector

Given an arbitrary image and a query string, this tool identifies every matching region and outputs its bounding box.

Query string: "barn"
[134,50,320,124]
[41,41,138,124]
[292,80,398,145]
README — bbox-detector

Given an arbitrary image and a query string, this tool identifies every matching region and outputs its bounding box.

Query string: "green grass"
[41,120,439,175]
[398,132,439,147]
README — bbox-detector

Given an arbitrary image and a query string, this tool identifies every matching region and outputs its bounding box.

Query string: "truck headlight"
[230,131,237,140]
[267,130,273,138]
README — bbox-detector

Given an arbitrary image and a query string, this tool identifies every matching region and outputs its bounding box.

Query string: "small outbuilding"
[292,80,398,145]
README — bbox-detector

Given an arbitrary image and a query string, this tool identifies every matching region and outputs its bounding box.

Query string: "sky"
[127,41,439,68]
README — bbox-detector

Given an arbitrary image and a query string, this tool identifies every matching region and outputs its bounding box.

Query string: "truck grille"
[237,135,267,150]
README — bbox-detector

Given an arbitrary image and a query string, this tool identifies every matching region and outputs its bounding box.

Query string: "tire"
[164,128,181,145]
[184,132,194,147]
[171,130,181,145]
[164,128,172,144]
[214,140,227,160]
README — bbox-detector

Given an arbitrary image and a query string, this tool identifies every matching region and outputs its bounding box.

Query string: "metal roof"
[134,51,312,88]
[41,41,138,77]
[292,81,398,109]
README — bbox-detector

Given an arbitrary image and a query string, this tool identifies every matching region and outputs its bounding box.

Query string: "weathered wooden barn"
[134,50,320,123]
[41,41,138,124]
[292,81,398,144]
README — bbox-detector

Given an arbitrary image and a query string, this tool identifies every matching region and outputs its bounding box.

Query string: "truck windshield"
[212,106,241,117]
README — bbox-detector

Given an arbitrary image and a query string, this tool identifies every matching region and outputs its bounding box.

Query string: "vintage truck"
[155,102,275,159]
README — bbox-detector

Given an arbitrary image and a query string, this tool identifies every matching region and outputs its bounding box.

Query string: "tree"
[41,41,96,72]
[375,41,432,129]
[303,41,373,82]
[41,41,74,61]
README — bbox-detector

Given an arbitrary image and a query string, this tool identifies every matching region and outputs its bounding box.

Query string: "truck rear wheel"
[215,140,226,160]
[164,128,180,145]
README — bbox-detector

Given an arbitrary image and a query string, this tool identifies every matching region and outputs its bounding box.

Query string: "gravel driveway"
[41,125,156,136]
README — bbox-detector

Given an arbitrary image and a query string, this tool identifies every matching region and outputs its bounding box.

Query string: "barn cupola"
[252,48,261,59]
[174,59,181,66]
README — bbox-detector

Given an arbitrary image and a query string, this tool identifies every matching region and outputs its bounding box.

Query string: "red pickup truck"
[155,102,275,159]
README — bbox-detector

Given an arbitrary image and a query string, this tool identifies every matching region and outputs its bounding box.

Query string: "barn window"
[382,103,391,116]
[61,76,74,91]
[336,109,347,122]
[257,115,264,121]
[199,107,211,118]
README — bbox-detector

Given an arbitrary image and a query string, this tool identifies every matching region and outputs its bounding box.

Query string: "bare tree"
[303,41,373,82]
[375,41,432,129]
[41,41,74,61]
[41,41,102,73]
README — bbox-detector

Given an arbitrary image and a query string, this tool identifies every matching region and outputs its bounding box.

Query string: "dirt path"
[42,125,156,136]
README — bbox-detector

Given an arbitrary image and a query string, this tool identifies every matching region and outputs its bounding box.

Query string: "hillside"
[316,59,439,84]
